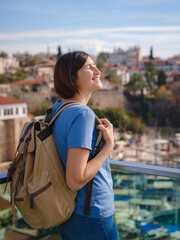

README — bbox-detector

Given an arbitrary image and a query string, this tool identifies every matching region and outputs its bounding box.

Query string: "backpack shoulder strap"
[44,102,78,126]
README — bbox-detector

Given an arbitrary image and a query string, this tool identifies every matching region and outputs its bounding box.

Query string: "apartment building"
[0,57,19,74]
[109,47,142,67]
[0,96,27,120]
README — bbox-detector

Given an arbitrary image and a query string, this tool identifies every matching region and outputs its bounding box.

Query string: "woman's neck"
[62,93,91,106]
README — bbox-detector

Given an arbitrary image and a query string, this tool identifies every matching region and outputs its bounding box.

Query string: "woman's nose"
[94,66,101,75]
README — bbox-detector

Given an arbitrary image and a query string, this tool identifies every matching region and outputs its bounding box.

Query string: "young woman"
[52,51,119,240]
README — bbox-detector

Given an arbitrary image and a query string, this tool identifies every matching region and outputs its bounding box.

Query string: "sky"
[0,0,180,59]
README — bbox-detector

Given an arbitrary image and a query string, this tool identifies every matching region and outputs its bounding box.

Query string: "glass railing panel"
[112,168,180,239]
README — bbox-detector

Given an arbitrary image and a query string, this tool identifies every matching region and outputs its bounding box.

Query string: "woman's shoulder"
[68,103,95,119]
[52,101,95,119]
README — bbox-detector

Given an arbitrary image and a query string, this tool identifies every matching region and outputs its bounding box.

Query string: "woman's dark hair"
[54,51,89,99]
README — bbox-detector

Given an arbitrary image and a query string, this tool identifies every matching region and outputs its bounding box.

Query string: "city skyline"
[0,0,180,59]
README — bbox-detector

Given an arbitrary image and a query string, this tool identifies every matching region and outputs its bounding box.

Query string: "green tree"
[127,117,147,135]
[15,70,27,80]
[150,46,154,60]
[127,73,145,96]
[30,101,51,116]
[0,51,8,58]
[0,75,9,83]
[96,53,108,72]
[156,85,173,100]
[57,46,62,59]
[106,72,119,83]
[157,70,167,87]
[145,63,157,91]
[20,54,42,66]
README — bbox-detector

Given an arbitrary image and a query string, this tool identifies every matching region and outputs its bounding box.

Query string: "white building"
[0,96,27,120]
[0,57,19,74]
[109,47,141,67]
[36,61,56,76]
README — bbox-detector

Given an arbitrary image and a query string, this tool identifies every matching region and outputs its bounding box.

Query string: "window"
[16,108,19,114]
[23,107,26,114]
[4,108,13,116]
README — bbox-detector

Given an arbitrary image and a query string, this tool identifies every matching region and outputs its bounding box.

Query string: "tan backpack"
[5,102,102,229]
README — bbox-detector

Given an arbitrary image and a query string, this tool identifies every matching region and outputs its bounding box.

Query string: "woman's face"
[76,56,102,95]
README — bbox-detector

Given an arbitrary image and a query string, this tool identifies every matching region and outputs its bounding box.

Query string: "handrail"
[0,160,180,185]
[110,160,180,179]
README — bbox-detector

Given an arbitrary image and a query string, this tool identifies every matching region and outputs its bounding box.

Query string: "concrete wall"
[90,90,126,110]
[0,116,31,164]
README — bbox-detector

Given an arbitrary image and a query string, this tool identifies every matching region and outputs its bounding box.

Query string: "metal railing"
[1,160,180,185]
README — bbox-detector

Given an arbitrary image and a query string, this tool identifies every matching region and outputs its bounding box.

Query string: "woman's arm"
[66,118,114,191]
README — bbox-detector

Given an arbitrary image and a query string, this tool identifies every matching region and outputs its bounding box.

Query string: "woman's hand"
[97,118,114,153]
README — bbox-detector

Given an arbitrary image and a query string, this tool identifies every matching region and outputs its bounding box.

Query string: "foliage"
[127,73,145,96]
[30,101,51,116]
[127,117,147,135]
[57,46,62,59]
[93,107,147,134]
[174,74,180,81]
[155,85,173,101]
[87,98,94,107]
[105,72,119,83]
[157,70,167,87]
[145,63,157,91]
[96,53,108,72]
[13,93,20,99]
[0,51,8,58]
[20,54,43,66]
[0,75,9,83]
[15,70,27,80]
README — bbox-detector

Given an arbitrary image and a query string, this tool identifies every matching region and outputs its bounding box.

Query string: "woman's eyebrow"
[84,62,96,68]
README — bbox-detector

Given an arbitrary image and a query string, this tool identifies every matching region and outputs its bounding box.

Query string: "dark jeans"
[56,213,120,240]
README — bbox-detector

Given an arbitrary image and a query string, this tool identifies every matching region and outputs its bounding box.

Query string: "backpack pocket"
[15,190,44,228]
[27,170,75,228]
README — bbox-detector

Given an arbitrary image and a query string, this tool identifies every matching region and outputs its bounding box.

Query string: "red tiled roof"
[0,96,26,105]
[166,71,180,76]
[12,79,44,85]
[39,61,56,68]
[168,57,180,62]
[0,89,7,93]
[128,67,140,71]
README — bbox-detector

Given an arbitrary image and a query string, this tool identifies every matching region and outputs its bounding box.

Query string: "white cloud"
[0,26,180,59]
[0,26,180,40]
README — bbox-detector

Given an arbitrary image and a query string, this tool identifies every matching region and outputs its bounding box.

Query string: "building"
[36,61,56,76]
[0,57,19,74]
[0,96,29,165]
[0,96,27,120]
[139,57,180,73]
[109,47,141,67]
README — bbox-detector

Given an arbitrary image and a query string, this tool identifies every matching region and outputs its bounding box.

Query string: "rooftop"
[0,96,27,105]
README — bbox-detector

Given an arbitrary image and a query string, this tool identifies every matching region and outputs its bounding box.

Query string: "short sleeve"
[67,108,95,150]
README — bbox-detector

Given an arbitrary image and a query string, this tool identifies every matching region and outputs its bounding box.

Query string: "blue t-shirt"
[52,101,114,218]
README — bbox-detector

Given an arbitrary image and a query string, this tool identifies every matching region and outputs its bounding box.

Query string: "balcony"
[0,160,180,240]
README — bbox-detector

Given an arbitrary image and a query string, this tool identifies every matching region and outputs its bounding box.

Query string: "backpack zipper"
[30,181,52,209]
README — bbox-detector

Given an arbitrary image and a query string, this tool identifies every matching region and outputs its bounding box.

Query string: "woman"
[52,51,119,240]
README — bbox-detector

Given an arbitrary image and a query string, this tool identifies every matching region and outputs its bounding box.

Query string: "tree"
[157,70,167,87]
[106,72,119,83]
[15,70,27,80]
[96,53,108,72]
[127,73,145,96]
[0,51,8,58]
[57,46,62,59]
[0,75,9,83]
[150,47,154,60]
[30,101,51,116]
[145,63,157,91]
[156,85,173,100]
